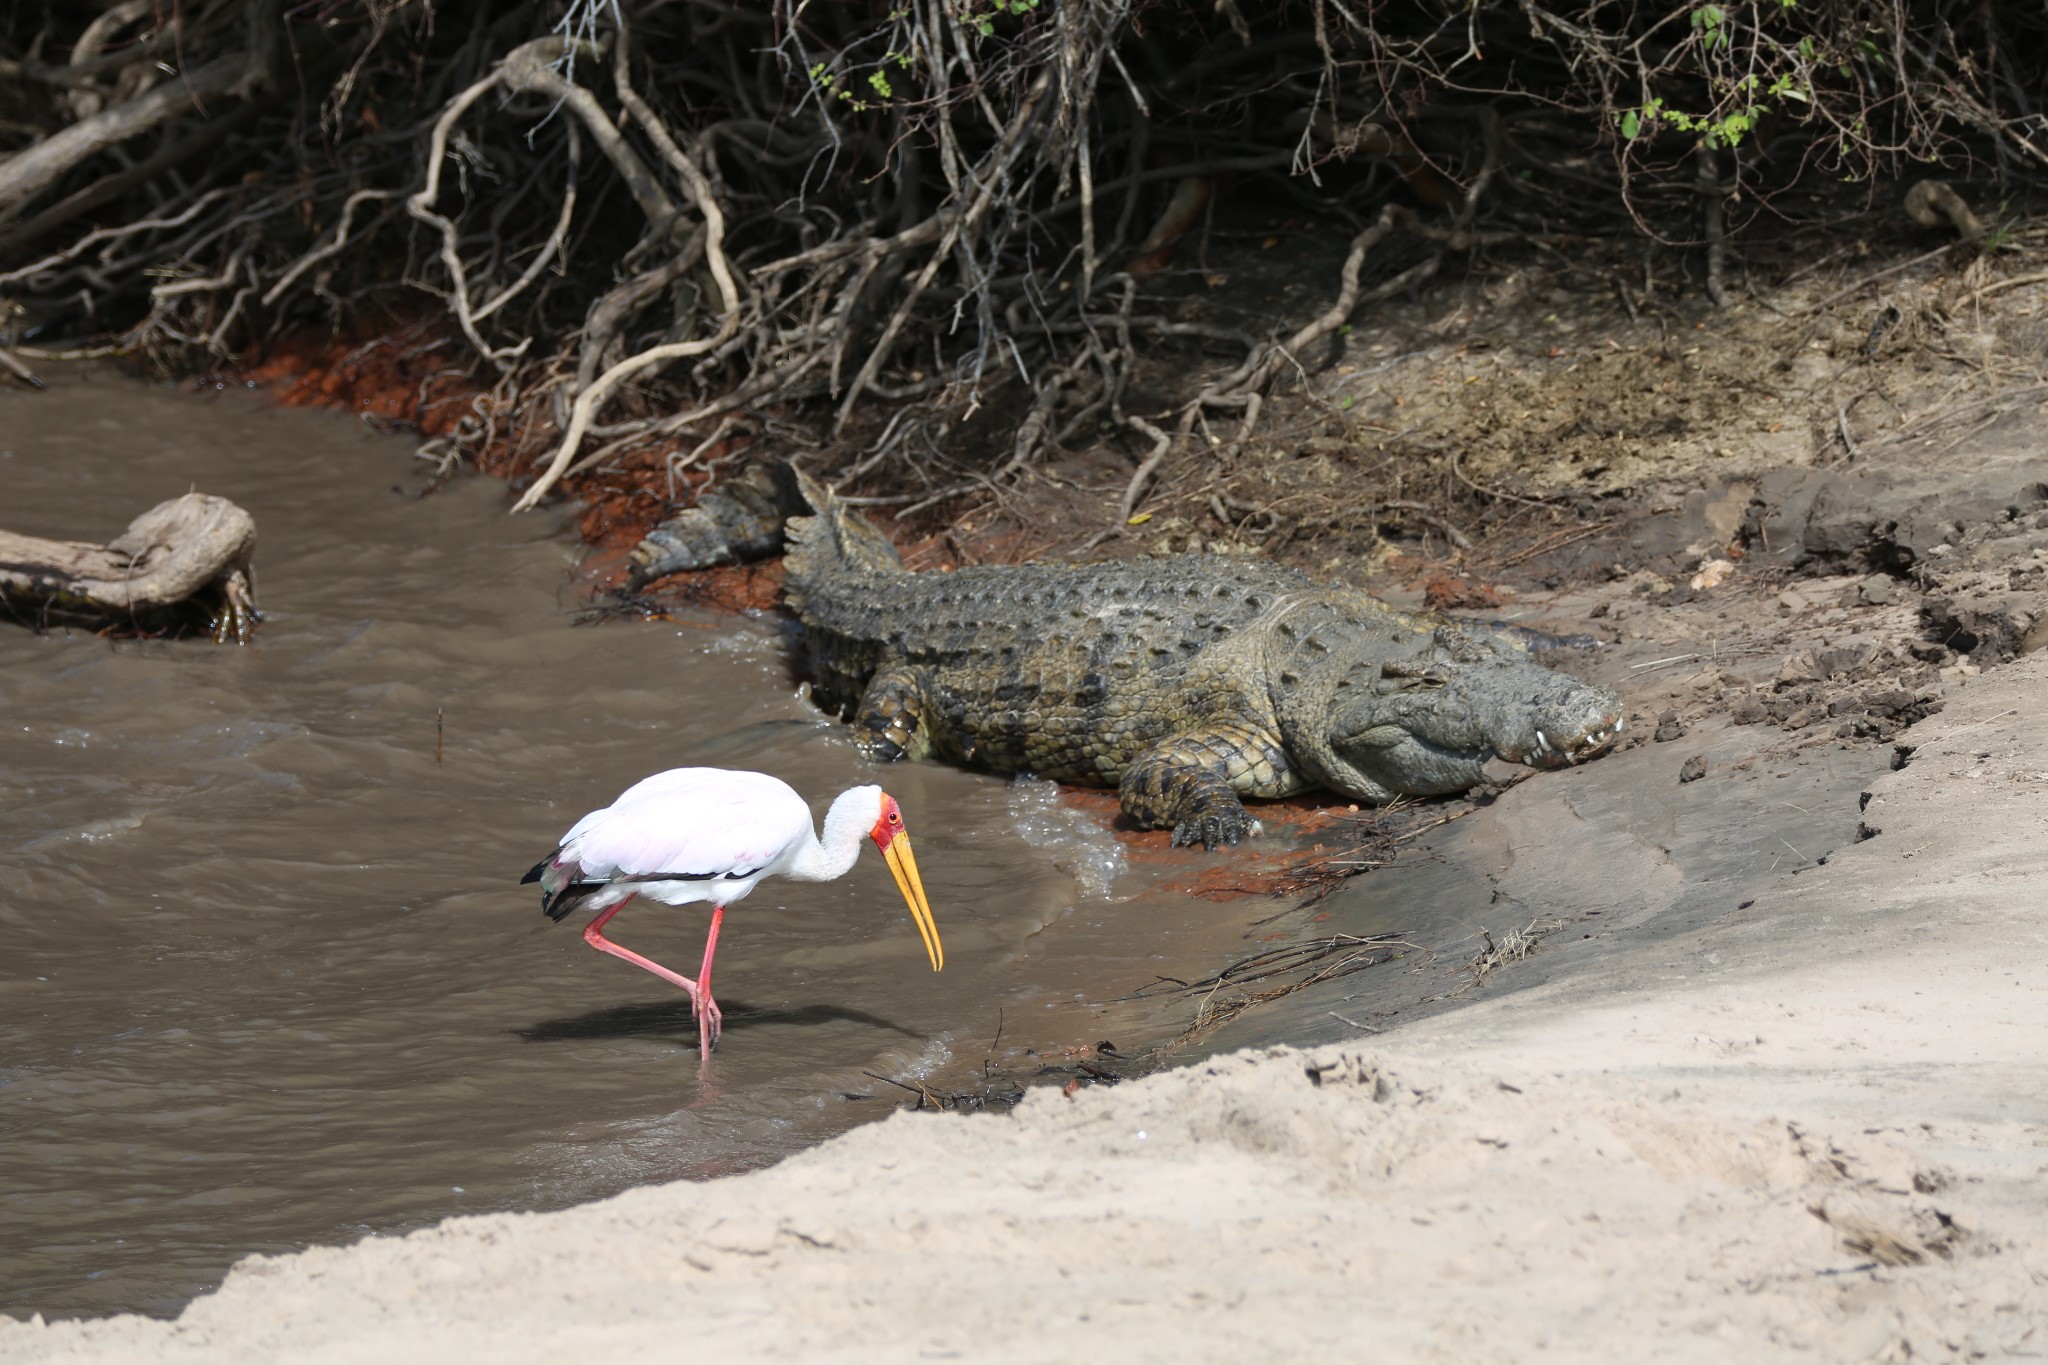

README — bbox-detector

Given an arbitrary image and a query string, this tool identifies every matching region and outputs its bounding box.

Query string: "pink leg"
[582,897,702,1012]
[693,906,725,1055]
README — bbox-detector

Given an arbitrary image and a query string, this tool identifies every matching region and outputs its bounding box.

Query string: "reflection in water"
[3,373,1177,1320]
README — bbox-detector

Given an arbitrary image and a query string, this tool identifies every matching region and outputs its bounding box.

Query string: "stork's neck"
[786,786,880,883]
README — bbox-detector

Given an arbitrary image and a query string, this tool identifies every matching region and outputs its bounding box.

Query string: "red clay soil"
[622,559,789,617]
[239,322,481,441]
[1053,785,1385,900]
[1418,571,1506,612]
[239,323,761,577]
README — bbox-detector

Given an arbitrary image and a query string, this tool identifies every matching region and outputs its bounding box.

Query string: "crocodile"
[762,465,1624,848]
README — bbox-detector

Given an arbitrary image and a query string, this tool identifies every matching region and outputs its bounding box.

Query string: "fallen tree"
[0,493,259,642]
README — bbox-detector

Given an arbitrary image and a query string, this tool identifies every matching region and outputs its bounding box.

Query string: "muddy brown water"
[0,372,1354,1320]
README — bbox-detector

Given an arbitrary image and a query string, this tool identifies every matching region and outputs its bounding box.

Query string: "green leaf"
[1621,109,1641,140]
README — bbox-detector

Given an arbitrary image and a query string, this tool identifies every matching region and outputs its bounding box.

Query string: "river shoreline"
[4,643,2043,1360]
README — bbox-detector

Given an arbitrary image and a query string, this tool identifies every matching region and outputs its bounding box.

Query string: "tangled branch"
[1,0,2043,531]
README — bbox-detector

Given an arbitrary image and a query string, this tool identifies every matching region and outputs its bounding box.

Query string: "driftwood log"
[0,493,259,642]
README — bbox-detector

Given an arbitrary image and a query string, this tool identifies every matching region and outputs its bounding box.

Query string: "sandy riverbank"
[5,648,2044,1361]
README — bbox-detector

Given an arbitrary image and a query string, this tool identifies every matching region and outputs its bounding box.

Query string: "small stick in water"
[435,707,444,767]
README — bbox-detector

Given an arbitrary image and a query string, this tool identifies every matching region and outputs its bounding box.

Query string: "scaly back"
[782,463,905,620]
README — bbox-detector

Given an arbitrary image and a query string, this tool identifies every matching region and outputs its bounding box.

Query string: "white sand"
[6,655,2046,1363]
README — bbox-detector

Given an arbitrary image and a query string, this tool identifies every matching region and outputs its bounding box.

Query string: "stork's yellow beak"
[870,794,943,971]
[879,830,943,971]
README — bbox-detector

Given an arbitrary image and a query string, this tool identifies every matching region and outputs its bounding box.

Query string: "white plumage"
[522,767,942,1056]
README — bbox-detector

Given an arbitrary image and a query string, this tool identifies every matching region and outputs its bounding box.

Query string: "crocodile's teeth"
[1536,729,1551,753]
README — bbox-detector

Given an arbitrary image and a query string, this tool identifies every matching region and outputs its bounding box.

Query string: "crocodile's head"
[1316,630,1624,799]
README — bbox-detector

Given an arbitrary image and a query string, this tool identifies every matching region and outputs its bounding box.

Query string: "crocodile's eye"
[1377,662,1447,692]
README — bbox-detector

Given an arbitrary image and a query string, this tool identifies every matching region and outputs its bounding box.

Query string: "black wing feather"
[536,867,730,924]
[541,880,605,923]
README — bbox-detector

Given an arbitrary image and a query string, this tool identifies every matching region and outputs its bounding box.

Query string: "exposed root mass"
[3,1,2046,554]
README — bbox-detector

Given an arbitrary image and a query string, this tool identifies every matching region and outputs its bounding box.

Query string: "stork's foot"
[579,898,726,1060]
[695,990,723,1055]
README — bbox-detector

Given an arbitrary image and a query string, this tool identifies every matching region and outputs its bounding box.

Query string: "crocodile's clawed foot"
[1172,807,1262,851]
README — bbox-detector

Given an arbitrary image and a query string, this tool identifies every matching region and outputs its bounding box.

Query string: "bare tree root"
[2,0,2045,542]
[0,54,246,216]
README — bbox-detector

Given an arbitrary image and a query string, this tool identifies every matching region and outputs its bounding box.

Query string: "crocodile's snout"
[1321,646,1624,801]
[1488,670,1626,769]
[1517,709,1625,769]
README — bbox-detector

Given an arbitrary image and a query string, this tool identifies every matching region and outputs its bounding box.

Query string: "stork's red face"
[869,793,943,972]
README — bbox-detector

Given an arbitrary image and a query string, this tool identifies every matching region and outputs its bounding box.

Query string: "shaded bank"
[5,2,2047,561]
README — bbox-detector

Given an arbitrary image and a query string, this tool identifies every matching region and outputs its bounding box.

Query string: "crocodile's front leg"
[1117,725,1298,850]
[851,666,934,762]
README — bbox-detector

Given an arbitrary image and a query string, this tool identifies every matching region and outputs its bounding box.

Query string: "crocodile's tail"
[783,463,905,612]
[625,461,810,588]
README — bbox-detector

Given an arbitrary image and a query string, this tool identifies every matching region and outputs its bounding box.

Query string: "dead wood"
[0,493,259,642]
[0,53,246,217]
